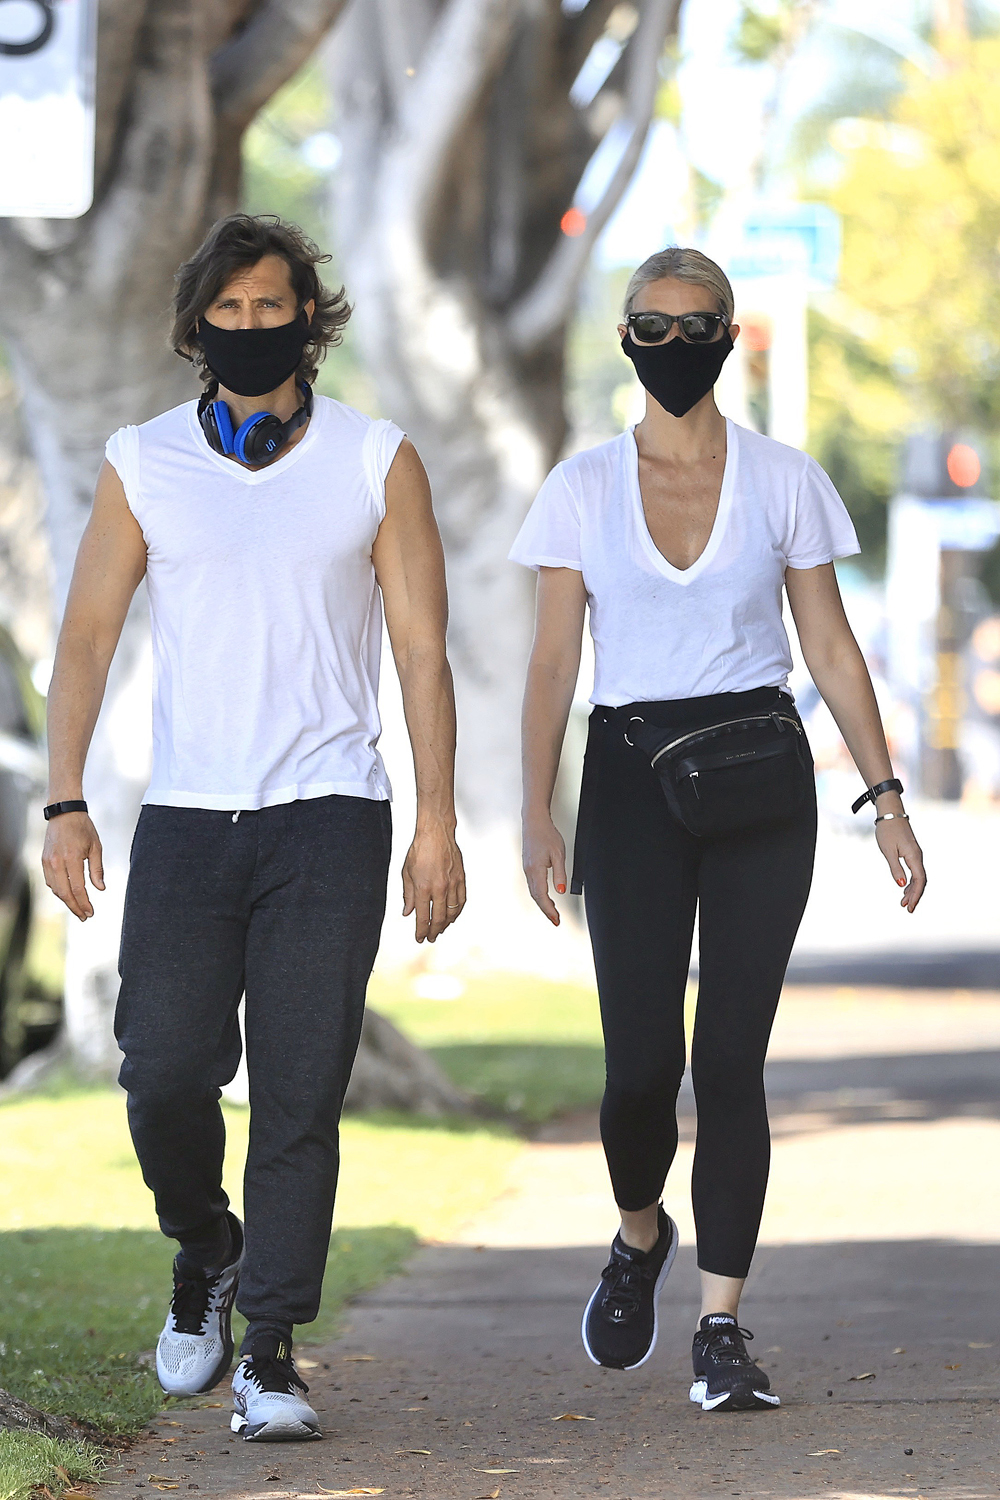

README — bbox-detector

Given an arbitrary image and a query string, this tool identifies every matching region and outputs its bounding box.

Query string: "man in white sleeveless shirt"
[41,214,466,1442]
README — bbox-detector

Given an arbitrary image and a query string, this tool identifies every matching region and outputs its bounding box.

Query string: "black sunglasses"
[626,310,730,345]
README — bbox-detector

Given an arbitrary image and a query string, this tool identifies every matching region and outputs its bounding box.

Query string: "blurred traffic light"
[903,430,988,497]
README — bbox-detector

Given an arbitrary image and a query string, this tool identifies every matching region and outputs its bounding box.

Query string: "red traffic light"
[946,442,981,488]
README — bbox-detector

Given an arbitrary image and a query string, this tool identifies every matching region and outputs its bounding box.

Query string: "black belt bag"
[623,705,812,838]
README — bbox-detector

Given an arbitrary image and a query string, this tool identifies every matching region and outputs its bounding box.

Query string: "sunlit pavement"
[123,983,1000,1498]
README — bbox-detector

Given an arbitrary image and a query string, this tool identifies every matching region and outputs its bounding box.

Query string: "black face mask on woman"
[620,329,733,419]
[196,312,310,398]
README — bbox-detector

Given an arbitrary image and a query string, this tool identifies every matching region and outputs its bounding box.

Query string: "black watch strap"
[43,800,88,821]
[851,778,903,815]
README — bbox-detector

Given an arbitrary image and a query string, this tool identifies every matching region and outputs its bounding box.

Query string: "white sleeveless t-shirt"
[105,395,404,810]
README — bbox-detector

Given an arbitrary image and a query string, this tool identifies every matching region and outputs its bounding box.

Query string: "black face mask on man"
[196,312,311,398]
[620,329,733,419]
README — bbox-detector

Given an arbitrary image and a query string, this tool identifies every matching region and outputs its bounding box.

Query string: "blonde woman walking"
[510,247,925,1412]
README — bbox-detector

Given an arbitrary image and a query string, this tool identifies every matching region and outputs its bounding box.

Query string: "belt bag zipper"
[640,712,803,770]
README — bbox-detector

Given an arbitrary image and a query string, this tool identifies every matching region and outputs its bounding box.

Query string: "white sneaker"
[231,1335,322,1441]
[155,1216,243,1397]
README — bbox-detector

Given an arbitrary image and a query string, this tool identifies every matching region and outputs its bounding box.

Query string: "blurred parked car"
[0,626,58,1078]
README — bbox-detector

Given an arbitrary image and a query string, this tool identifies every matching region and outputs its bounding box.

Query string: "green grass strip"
[0,1430,105,1500]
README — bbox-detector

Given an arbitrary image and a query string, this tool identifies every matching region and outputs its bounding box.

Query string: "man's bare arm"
[373,439,465,944]
[42,460,147,920]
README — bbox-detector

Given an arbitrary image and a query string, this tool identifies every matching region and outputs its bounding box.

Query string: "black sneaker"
[689,1313,780,1410]
[581,1205,678,1370]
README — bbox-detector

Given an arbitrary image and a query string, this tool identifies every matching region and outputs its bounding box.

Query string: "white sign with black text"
[0,0,97,218]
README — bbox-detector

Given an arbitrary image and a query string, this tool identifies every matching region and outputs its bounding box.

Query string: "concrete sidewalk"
[121,988,1000,1500]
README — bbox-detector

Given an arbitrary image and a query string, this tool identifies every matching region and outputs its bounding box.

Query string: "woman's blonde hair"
[623,247,734,322]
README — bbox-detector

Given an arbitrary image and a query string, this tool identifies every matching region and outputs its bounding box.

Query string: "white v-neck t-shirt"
[508,419,860,707]
[105,394,404,810]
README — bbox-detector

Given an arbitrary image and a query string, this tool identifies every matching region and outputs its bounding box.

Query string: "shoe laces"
[242,1346,308,1395]
[599,1249,652,1321]
[170,1269,217,1336]
[702,1323,757,1367]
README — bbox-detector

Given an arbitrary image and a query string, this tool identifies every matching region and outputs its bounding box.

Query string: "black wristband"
[43,800,88,821]
[851,778,903,815]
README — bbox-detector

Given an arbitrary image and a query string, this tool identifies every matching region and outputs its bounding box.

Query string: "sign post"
[0,0,98,218]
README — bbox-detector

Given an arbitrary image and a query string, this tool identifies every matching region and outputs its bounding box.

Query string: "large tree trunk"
[0,0,354,1076]
[331,0,680,969]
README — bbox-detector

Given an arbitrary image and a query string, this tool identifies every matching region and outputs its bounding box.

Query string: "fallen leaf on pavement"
[397,1449,431,1456]
[315,1489,384,1496]
[148,1477,175,1483]
[64,1491,94,1498]
[476,1490,500,1500]
[807,1450,841,1456]
[297,1358,318,1370]
[199,1403,223,1408]
[969,1342,993,1348]
[848,1372,875,1381]
[342,1355,376,1362]
[473,1469,520,1475]
[550,1413,595,1421]
[893,1347,905,1354]
[944,1364,961,1370]
[160,1422,182,1428]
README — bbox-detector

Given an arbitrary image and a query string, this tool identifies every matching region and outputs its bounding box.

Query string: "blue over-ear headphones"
[197,381,313,466]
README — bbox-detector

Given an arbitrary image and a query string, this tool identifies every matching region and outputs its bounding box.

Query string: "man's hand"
[402,821,466,943]
[42,811,105,921]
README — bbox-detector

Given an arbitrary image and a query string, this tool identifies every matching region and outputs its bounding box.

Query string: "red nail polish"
[556,884,566,894]
[897,879,905,887]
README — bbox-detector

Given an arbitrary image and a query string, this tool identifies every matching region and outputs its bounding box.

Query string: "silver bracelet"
[874,811,909,824]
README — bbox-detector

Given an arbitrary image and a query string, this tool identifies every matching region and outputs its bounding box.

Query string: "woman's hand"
[523,813,567,925]
[875,817,926,912]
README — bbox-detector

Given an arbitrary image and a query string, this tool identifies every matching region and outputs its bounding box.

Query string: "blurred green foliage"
[833,38,1000,434]
[733,3,787,63]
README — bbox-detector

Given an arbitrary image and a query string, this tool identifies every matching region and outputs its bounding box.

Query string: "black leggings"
[578,688,816,1279]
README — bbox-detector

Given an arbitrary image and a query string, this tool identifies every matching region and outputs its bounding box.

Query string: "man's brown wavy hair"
[172,214,351,386]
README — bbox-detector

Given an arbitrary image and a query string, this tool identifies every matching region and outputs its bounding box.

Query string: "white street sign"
[0,0,97,218]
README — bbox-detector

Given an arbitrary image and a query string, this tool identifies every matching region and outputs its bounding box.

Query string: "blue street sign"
[726,203,842,287]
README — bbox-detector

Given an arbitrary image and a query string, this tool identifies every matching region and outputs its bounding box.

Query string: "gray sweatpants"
[115,794,391,1331]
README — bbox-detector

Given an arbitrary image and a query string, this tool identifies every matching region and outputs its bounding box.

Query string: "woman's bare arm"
[785,561,926,911]
[521,565,588,925]
[42,460,148,920]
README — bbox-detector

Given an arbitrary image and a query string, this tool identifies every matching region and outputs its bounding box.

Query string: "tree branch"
[211,0,351,135]
[375,0,435,114]
[92,0,151,198]
[383,0,522,247]
[506,0,680,354]
[204,0,262,55]
[564,0,623,78]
